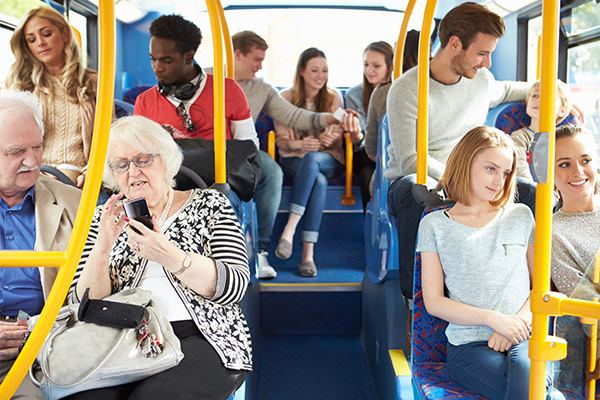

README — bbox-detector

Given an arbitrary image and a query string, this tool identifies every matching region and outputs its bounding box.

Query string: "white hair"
[0,90,44,136]
[103,116,183,192]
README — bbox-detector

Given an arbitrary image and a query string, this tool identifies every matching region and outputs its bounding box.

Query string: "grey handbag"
[27,288,184,399]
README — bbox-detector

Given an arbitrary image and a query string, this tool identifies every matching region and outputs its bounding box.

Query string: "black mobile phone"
[123,198,153,234]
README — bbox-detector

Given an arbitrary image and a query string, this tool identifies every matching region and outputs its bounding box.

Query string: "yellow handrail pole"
[341,133,356,205]
[268,131,276,159]
[393,0,418,80]
[530,1,562,399]
[206,0,226,184]
[216,0,234,79]
[0,0,116,398]
[583,253,600,400]
[416,0,437,185]
[537,35,542,80]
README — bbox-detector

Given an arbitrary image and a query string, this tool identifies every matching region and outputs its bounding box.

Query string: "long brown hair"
[290,47,335,113]
[361,41,394,114]
[4,6,93,103]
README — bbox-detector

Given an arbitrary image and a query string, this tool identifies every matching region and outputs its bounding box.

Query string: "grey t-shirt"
[416,203,534,345]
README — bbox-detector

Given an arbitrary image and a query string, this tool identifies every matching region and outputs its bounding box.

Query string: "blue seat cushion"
[413,363,486,399]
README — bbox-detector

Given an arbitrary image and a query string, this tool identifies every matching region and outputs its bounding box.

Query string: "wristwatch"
[174,252,192,276]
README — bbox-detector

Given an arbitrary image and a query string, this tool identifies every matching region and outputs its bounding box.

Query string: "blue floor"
[255,333,376,400]
[262,212,366,284]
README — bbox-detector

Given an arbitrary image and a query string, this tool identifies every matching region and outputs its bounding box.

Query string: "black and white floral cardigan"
[69,189,252,370]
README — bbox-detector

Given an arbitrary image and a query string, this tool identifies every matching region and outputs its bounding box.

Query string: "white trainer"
[257,251,277,279]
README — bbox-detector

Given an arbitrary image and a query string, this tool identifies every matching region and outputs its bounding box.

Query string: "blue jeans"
[388,174,538,299]
[447,340,564,400]
[254,151,284,252]
[227,189,243,223]
[280,152,343,243]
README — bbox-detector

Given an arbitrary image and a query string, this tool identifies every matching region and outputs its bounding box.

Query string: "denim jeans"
[280,152,343,243]
[388,174,538,299]
[254,151,284,252]
[447,340,565,400]
[227,189,243,223]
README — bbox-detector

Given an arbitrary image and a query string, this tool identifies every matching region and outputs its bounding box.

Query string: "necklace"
[159,188,174,227]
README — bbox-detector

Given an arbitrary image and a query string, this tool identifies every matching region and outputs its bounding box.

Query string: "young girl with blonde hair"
[418,126,564,399]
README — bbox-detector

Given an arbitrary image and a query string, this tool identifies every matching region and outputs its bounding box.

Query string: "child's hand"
[489,313,530,345]
[487,331,513,352]
[301,136,321,152]
[319,132,338,148]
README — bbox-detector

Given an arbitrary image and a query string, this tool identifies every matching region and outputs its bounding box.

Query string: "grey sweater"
[384,67,530,182]
[552,208,600,299]
[238,77,329,131]
[365,82,391,158]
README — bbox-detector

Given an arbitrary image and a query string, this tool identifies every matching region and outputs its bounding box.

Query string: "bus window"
[563,0,600,119]
[0,22,16,83]
[68,10,90,67]
[526,14,542,82]
[192,8,414,88]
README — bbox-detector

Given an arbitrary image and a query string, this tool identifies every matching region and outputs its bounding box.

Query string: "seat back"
[411,204,453,364]
[123,85,153,105]
[485,101,579,135]
[114,99,134,118]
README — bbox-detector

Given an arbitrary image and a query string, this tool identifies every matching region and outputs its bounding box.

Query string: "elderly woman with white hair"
[67,115,251,399]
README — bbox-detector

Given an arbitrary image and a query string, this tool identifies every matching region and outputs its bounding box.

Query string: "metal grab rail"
[415,0,437,185]
[206,0,227,185]
[393,0,418,80]
[0,1,116,398]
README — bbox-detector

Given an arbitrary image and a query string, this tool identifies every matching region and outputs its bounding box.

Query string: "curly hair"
[4,6,94,103]
[149,14,202,55]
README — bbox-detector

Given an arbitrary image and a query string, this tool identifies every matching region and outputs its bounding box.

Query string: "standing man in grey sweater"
[385,2,532,299]
[232,31,354,279]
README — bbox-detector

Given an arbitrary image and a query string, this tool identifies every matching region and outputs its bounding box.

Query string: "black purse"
[174,138,262,202]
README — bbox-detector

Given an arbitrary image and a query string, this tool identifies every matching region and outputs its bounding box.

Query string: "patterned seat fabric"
[122,85,153,105]
[495,101,579,135]
[412,204,486,400]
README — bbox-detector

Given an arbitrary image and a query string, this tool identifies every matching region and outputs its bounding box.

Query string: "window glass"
[68,11,89,67]
[0,0,44,20]
[560,0,600,37]
[193,8,412,88]
[526,15,542,83]
[0,23,16,83]
[567,40,600,137]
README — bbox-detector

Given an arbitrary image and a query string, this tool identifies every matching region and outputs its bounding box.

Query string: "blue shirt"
[0,186,44,316]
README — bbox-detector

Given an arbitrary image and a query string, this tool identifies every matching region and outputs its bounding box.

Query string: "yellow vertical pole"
[393,0,418,80]
[216,0,234,79]
[0,0,115,398]
[537,35,542,80]
[206,0,226,185]
[530,0,560,399]
[416,0,437,185]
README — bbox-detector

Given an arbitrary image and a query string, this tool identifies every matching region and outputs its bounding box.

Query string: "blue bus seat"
[411,204,486,400]
[485,101,579,135]
[123,85,153,105]
[114,99,134,118]
[365,114,399,283]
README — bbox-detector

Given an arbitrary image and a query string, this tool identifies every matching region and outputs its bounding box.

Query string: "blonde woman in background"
[5,6,97,187]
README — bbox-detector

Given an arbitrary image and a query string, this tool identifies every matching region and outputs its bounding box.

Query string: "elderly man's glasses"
[108,153,160,173]
[176,102,197,132]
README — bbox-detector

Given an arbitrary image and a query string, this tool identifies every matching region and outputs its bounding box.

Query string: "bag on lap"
[25,288,184,400]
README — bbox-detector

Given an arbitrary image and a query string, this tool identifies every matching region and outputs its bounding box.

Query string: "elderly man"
[0,90,81,399]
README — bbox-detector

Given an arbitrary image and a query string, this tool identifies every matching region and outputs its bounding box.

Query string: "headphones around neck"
[158,63,203,101]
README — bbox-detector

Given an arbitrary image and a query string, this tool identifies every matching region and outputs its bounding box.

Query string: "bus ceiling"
[79,0,542,26]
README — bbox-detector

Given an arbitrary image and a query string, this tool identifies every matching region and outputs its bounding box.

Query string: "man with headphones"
[134,14,257,222]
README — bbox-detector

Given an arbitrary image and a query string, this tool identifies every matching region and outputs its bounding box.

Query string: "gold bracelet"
[174,252,192,276]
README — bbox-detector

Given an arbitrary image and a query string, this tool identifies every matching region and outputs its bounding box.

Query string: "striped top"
[69,188,252,370]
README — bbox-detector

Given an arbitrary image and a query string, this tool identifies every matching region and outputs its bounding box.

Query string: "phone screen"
[123,198,153,233]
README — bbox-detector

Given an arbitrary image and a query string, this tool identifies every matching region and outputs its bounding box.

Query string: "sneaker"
[257,251,277,279]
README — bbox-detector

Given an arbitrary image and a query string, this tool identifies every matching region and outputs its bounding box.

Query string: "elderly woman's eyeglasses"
[176,102,197,132]
[108,153,160,173]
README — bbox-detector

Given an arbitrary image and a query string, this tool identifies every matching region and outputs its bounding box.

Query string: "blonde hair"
[103,116,183,192]
[442,126,517,208]
[4,6,93,103]
[526,79,572,124]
